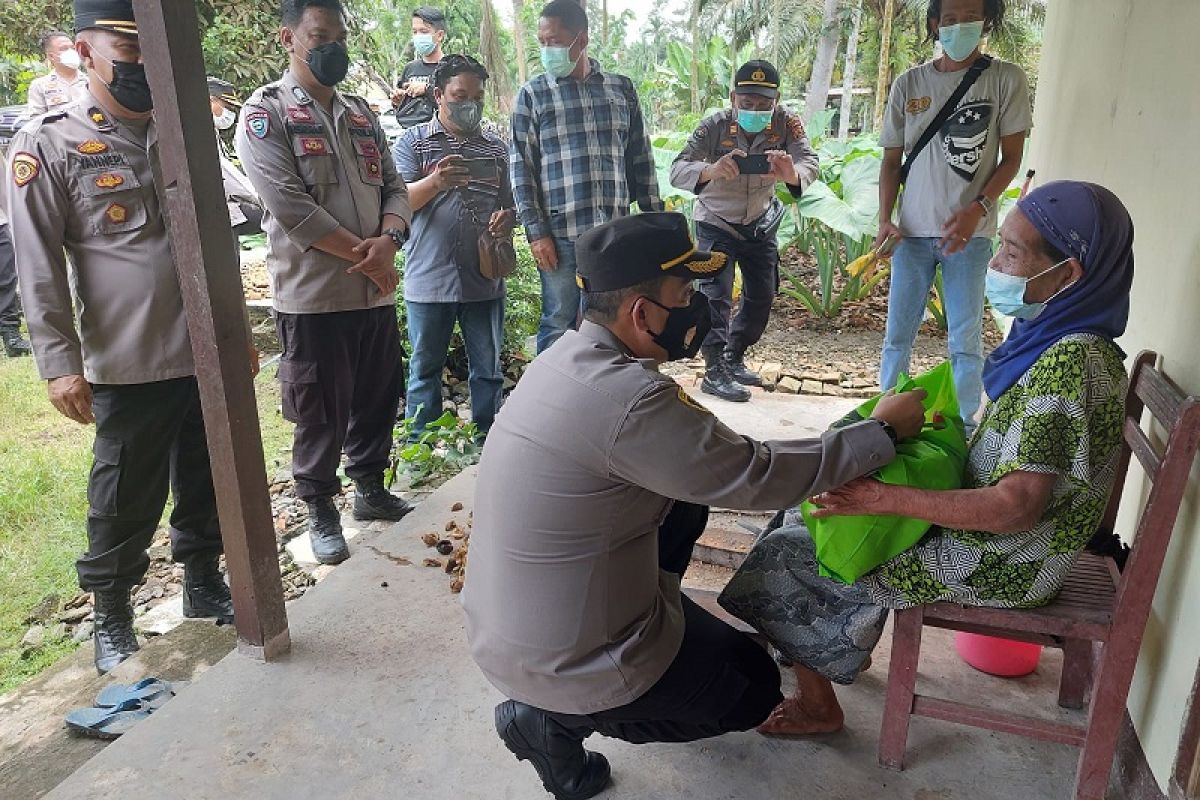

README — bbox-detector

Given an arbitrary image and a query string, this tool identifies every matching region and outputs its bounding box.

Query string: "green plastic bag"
[800,361,969,584]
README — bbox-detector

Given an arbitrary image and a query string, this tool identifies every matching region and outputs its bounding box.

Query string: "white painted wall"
[1028,0,1200,786]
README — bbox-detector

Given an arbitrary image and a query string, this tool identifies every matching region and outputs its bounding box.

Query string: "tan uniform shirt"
[669,107,819,237]
[235,72,411,314]
[462,321,895,715]
[26,71,89,116]
[6,96,194,384]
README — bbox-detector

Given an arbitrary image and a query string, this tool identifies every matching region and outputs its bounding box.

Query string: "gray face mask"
[446,99,483,132]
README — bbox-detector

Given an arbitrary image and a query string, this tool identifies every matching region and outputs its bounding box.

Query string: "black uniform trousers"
[80,377,222,592]
[0,224,22,329]
[696,221,780,353]
[275,306,404,502]
[547,502,783,744]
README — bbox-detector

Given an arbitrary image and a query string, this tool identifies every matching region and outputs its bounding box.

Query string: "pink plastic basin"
[954,631,1042,677]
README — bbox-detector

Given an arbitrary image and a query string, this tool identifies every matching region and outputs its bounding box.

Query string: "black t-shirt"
[394,58,439,128]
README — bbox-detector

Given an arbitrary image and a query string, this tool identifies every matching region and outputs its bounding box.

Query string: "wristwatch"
[973,193,994,215]
[383,226,408,249]
[875,419,899,445]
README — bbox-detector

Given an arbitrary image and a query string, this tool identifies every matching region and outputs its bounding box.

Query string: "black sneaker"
[495,700,611,800]
[352,474,415,522]
[1,326,31,357]
[182,554,234,624]
[307,497,349,565]
[701,363,751,402]
[92,589,140,674]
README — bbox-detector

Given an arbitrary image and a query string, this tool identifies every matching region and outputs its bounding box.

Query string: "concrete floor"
[37,392,1091,799]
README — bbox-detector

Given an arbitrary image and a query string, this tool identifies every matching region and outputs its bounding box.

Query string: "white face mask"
[214,108,236,131]
[59,48,82,70]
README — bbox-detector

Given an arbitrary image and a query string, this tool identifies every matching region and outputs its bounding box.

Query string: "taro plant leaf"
[796,181,872,239]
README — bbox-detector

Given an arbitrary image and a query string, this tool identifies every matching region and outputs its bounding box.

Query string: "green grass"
[0,357,291,694]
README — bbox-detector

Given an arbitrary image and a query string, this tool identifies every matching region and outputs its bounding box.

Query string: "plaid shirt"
[509,60,663,242]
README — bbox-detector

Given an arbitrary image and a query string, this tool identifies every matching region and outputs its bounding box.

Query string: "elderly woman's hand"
[809,478,893,518]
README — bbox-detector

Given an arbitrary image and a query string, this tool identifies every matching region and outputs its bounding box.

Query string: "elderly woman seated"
[719,180,1135,735]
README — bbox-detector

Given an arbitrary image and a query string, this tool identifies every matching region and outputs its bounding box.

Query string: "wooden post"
[133,0,290,661]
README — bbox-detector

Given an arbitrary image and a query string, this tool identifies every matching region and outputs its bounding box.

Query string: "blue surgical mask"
[985,259,1072,320]
[413,33,436,57]
[939,21,984,62]
[540,36,580,79]
[737,109,773,134]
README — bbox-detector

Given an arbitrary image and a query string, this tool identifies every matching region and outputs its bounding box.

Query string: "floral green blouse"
[860,334,1128,610]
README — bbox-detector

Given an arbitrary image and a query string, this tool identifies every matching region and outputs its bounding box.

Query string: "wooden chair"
[877,351,1200,800]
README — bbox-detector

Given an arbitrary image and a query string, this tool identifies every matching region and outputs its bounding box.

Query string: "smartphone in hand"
[733,153,771,175]
[462,157,499,181]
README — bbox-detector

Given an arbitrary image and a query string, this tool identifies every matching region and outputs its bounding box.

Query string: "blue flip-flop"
[64,704,152,740]
[95,677,184,710]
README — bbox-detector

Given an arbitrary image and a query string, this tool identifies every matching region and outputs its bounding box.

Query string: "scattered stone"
[450,502,464,512]
[801,379,825,395]
[380,581,389,588]
[776,376,801,394]
[421,532,439,547]
[435,540,455,556]
[821,371,842,384]
[444,520,456,532]
[422,558,443,568]
[449,577,464,594]
[21,625,45,650]
[450,530,465,540]
[759,362,783,385]
[444,558,458,574]
[24,593,61,625]
[47,622,68,641]
[66,593,91,609]
[72,621,94,643]
[59,605,91,624]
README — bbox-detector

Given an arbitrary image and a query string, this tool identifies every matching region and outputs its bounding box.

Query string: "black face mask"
[641,292,712,361]
[301,40,350,87]
[96,53,153,113]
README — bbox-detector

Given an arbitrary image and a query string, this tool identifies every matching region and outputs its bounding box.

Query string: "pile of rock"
[666,359,881,399]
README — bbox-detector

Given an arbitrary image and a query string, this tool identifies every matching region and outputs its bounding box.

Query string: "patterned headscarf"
[983,181,1135,400]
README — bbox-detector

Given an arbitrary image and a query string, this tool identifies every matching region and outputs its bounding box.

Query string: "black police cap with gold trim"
[207,77,242,108]
[734,59,780,97]
[74,0,138,36]
[575,213,729,293]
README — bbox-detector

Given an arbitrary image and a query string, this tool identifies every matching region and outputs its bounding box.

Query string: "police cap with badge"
[207,77,243,109]
[74,0,138,35]
[575,213,729,292]
[734,59,780,98]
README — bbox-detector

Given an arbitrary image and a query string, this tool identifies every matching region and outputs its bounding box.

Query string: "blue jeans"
[405,299,505,436]
[536,236,580,353]
[880,237,992,430]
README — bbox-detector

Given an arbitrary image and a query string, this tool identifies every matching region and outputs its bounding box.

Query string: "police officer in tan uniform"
[26,30,89,115]
[7,0,237,674]
[463,213,926,800]
[670,60,819,402]
[236,0,414,565]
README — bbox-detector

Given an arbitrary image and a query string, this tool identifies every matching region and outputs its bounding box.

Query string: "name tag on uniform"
[298,137,329,156]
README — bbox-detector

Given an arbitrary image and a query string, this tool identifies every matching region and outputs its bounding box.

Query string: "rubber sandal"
[64,706,152,740]
[95,677,184,710]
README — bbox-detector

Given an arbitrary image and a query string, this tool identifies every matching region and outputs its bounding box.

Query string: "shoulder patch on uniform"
[11,152,41,187]
[77,139,109,155]
[786,113,806,138]
[246,110,270,139]
[676,386,710,414]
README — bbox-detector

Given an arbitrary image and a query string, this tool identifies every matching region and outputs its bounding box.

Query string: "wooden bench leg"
[878,607,924,770]
[1073,644,1136,800]
[1058,638,1094,710]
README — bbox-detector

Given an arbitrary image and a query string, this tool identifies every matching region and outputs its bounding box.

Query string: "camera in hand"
[462,157,499,181]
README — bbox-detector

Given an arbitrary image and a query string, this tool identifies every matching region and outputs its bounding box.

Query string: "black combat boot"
[92,588,140,675]
[724,347,763,387]
[182,553,234,624]
[700,345,750,402]
[307,497,350,565]
[495,700,611,800]
[1,326,31,357]
[352,474,415,522]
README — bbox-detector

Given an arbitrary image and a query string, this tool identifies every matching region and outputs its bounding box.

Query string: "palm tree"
[512,0,528,84]
[872,0,896,131]
[803,0,841,130]
[837,0,862,138]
